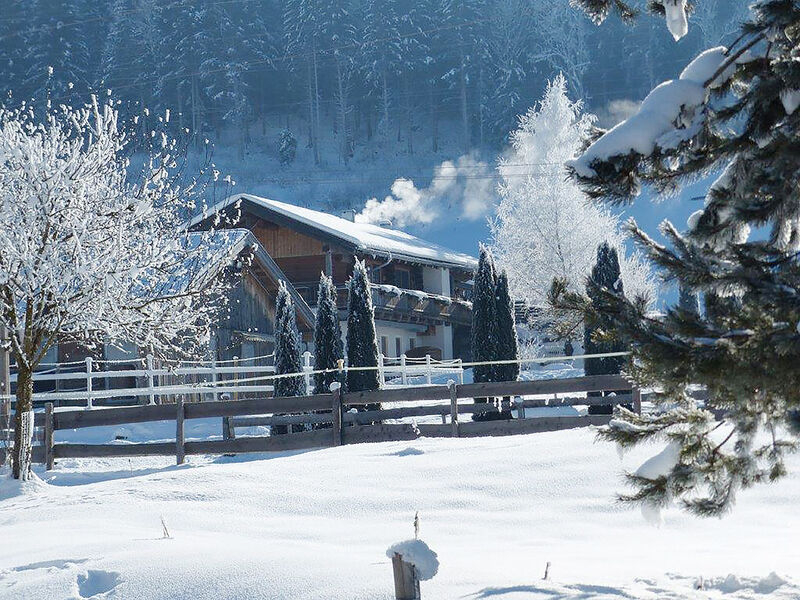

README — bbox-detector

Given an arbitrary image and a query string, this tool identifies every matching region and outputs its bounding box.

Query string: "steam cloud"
[355,154,495,226]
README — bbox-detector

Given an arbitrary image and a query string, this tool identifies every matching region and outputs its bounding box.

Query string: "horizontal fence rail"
[0,373,643,470]
[4,351,476,408]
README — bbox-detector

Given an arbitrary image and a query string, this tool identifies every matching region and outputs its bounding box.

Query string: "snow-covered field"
[1,428,797,599]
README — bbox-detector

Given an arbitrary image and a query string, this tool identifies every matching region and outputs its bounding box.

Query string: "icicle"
[663,0,688,42]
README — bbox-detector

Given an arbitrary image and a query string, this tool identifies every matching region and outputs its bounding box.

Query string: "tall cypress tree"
[495,269,519,383]
[273,281,304,434]
[346,260,381,402]
[471,244,499,420]
[560,1,800,514]
[313,273,344,395]
[584,243,627,415]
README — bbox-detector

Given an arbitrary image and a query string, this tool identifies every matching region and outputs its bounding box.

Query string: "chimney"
[341,209,356,222]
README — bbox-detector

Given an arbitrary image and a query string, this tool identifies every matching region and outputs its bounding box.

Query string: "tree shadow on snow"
[468,583,637,599]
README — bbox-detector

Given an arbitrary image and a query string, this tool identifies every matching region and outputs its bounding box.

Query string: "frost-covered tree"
[0,97,229,480]
[559,1,800,515]
[278,129,298,166]
[346,260,380,398]
[273,281,305,434]
[571,0,691,41]
[491,74,654,334]
[274,282,304,399]
[313,273,344,395]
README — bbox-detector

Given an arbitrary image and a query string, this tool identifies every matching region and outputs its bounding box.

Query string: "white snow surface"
[1,430,799,599]
[386,539,440,580]
[191,193,478,270]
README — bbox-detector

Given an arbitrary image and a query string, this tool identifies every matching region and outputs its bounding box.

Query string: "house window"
[395,337,403,357]
[394,268,410,289]
[380,336,388,356]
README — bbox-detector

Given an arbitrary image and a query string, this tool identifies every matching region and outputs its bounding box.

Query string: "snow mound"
[386,539,439,581]
[707,572,788,594]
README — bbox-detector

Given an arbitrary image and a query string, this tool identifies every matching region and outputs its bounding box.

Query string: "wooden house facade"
[190,194,477,360]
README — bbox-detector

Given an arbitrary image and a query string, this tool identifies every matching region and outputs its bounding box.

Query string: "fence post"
[515,399,526,420]
[85,357,93,409]
[392,553,421,600]
[633,386,642,416]
[331,382,342,447]
[211,358,219,402]
[457,360,464,385]
[176,397,185,465]
[0,396,8,467]
[425,354,432,386]
[303,351,312,395]
[378,353,386,388]
[448,379,459,438]
[400,354,407,386]
[45,402,54,470]
[146,354,155,405]
[233,356,239,402]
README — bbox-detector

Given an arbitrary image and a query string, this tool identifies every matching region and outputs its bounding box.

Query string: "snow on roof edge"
[191,193,479,271]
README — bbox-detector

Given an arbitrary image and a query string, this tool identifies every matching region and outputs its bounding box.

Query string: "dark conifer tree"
[495,269,519,383]
[313,273,344,395]
[471,244,499,420]
[584,243,625,379]
[559,1,800,514]
[346,260,381,404]
[273,281,304,434]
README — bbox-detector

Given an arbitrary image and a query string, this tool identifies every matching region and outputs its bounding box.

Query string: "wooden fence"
[4,374,639,470]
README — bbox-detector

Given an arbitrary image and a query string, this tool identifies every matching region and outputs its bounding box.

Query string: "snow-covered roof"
[190,194,478,271]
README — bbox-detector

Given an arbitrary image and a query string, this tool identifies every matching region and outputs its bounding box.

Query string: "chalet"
[190,194,477,360]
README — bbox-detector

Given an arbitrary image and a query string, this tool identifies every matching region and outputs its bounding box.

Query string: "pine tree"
[346,260,381,402]
[558,1,800,515]
[313,273,344,395]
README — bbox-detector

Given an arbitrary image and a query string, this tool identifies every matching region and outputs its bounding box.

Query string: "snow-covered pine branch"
[490,74,654,336]
[0,96,231,479]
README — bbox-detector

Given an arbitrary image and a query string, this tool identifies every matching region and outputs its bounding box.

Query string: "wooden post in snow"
[0,323,9,414]
[176,397,186,465]
[331,382,343,447]
[448,380,459,438]
[44,402,55,470]
[633,386,642,416]
[392,553,421,600]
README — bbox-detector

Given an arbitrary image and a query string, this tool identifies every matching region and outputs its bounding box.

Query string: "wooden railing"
[6,352,464,409]
[6,374,639,470]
